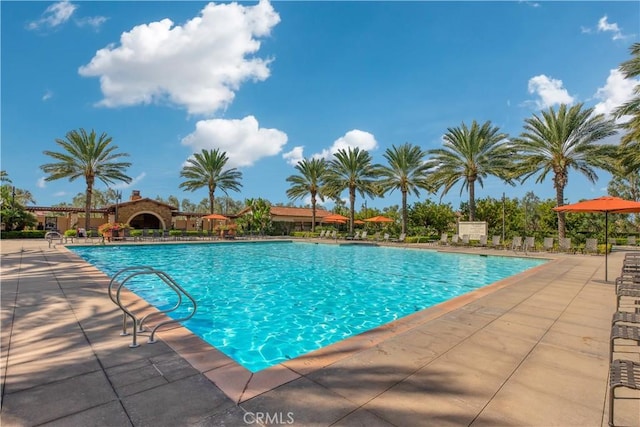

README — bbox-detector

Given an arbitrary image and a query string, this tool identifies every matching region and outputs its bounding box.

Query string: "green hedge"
[1,230,48,239]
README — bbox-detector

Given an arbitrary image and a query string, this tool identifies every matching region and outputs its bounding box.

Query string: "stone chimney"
[130,190,142,201]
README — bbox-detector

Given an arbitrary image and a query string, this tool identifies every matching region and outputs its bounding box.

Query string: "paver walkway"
[1,239,639,426]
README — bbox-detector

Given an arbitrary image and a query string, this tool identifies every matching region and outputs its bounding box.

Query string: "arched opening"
[128,212,163,230]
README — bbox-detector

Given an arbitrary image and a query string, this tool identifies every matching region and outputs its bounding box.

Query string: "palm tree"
[179,148,243,215]
[40,129,132,230]
[614,42,640,173]
[426,120,513,221]
[376,143,431,235]
[286,158,328,232]
[324,147,379,234]
[0,170,11,183]
[512,103,617,238]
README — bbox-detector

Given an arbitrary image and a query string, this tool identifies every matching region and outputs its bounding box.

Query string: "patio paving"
[1,239,639,426]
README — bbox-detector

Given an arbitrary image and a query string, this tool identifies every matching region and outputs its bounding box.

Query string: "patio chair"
[489,235,502,249]
[524,236,535,252]
[461,234,470,246]
[317,230,326,238]
[559,237,574,254]
[391,233,405,243]
[584,238,598,255]
[439,232,449,245]
[543,237,554,252]
[609,359,640,427]
[511,236,523,252]
[359,231,368,240]
[451,235,460,246]
[381,233,390,242]
[478,235,487,247]
[627,236,637,246]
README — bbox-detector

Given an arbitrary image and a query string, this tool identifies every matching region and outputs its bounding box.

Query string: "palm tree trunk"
[401,190,407,235]
[349,185,356,235]
[84,181,93,230]
[311,191,317,232]
[469,179,476,221]
[556,186,566,239]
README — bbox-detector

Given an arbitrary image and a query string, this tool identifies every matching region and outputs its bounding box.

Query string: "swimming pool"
[70,241,546,372]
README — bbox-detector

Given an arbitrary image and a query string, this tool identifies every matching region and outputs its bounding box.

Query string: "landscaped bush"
[169,230,183,237]
[0,230,47,239]
[129,230,143,238]
[291,231,312,238]
[64,229,77,238]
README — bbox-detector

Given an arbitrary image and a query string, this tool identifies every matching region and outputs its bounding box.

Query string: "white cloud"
[283,146,304,166]
[53,191,67,197]
[27,1,77,30]
[78,0,280,116]
[593,68,638,121]
[527,75,575,109]
[76,16,108,31]
[111,172,146,189]
[597,15,626,40]
[181,116,288,168]
[42,90,53,101]
[37,177,47,188]
[313,129,378,160]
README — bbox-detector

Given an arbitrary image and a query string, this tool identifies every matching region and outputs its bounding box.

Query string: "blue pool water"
[70,241,546,372]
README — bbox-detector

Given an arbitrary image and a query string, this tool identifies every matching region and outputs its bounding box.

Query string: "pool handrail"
[109,266,197,348]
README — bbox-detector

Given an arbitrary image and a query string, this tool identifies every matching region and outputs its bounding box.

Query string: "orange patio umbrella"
[322,213,349,223]
[364,215,394,223]
[553,196,640,281]
[202,213,229,220]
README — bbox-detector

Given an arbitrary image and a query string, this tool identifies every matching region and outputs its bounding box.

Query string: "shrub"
[64,229,78,238]
[0,230,47,239]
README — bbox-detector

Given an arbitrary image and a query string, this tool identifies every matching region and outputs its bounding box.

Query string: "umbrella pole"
[605,212,608,282]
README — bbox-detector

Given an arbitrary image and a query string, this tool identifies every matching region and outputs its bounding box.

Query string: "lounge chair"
[628,236,637,246]
[543,237,554,252]
[478,235,487,247]
[559,237,574,254]
[609,359,640,427]
[451,235,460,246]
[489,235,501,249]
[524,237,535,252]
[584,238,598,255]
[391,233,406,243]
[439,232,449,245]
[461,234,470,246]
[381,233,390,242]
[359,231,368,241]
[511,236,523,252]
[318,230,326,238]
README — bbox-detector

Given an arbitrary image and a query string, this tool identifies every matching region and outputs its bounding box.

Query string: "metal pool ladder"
[108,266,197,348]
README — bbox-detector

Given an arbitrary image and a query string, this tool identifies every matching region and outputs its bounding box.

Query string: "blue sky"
[2,1,639,211]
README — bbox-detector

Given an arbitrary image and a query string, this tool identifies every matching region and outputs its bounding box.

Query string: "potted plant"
[98,222,129,241]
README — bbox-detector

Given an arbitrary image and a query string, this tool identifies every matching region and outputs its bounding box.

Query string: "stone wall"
[117,200,172,230]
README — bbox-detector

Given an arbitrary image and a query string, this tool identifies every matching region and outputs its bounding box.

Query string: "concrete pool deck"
[1,238,639,426]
